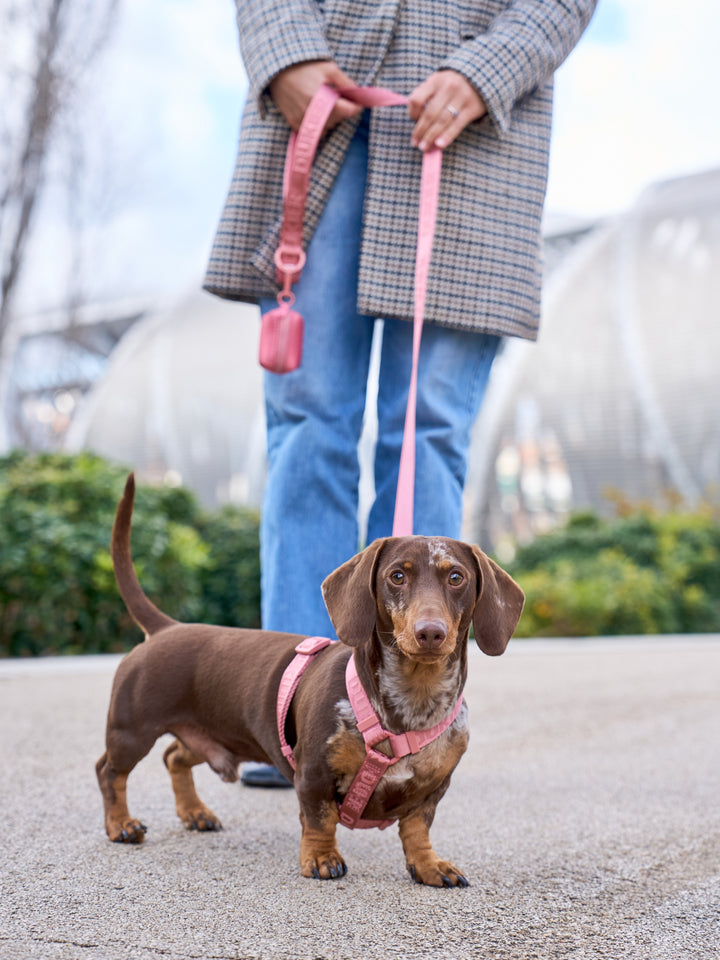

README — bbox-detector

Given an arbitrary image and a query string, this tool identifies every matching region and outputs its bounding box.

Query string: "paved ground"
[1,636,719,960]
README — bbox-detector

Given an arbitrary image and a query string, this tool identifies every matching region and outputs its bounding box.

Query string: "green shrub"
[0,452,261,657]
[508,504,720,637]
[195,504,261,630]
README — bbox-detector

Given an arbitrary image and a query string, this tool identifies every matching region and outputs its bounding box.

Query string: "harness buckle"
[366,744,398,770]
[294,636,333,656]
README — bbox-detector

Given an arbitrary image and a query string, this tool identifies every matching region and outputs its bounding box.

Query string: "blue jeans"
[260,113,499,636]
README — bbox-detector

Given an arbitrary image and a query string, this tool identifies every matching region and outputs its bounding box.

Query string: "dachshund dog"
[97,474,524,886]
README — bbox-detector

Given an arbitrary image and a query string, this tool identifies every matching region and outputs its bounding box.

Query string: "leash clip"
[274,243,306,286]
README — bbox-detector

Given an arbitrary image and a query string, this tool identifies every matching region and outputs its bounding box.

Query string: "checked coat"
[204,0,597,341]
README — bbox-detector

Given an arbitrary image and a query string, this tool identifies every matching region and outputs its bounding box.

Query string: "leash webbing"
[391,144,441,537]
[273,83,443,536]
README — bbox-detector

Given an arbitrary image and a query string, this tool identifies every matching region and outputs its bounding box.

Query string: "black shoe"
[240,762,293,788]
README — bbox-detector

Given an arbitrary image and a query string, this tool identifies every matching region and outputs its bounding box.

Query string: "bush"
[507,504,720,637]
[0,452,261,657]
[195,504,261,631]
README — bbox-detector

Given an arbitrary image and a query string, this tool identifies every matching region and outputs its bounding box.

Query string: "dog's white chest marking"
[328,697,469,794]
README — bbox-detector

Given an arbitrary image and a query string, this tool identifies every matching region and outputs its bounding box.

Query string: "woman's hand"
[269,60,362,132]
[408,70,487,150]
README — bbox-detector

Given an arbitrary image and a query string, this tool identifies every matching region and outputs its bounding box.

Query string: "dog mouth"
[409,647,451,662]
[395,636,455,664]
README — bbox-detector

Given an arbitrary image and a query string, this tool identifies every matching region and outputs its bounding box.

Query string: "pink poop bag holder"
[258,85,334,375]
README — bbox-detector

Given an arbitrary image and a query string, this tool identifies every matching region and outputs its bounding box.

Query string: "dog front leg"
[399,786,469,888]
[296,796,346,880]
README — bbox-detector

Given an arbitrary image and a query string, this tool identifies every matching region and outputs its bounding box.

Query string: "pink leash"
[271,83,442,537]
[273,86,453,830]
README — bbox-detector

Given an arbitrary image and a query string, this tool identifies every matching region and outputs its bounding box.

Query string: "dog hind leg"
[163,738,222,832]
[96,738,153,844]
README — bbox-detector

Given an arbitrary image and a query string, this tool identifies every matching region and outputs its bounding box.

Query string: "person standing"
[205,0,596,785]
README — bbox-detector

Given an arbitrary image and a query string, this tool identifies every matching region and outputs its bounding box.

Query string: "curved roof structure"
[66,290,266,507]
[466,169,720,554]
[62,168,719,552]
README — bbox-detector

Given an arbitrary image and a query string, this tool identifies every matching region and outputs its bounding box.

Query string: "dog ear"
[471,546,525,656]
[321,539,388,647]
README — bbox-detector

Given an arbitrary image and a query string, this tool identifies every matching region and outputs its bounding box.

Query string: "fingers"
[322,62,364,129]
[326,98,363,128]
[408,70,487,151]
[269,60,362,132]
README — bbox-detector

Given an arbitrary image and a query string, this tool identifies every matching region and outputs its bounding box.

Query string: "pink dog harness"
[277,637,463,830]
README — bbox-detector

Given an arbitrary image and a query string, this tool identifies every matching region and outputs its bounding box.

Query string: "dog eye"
[389,570,406,585]
[448,572,464,587]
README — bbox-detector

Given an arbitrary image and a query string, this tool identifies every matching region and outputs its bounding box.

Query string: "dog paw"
[108,819,148,844]
[180,806,222,832]
[407,859,469,888]
[301,852,348,880]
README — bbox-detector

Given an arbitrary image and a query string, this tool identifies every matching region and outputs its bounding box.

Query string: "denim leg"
[368,320,500,542]
[260,114,374,636]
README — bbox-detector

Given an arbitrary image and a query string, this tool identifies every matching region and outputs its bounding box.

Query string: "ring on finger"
[445,104,459,118]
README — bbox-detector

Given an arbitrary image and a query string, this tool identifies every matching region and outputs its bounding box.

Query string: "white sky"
[13,0,720,314]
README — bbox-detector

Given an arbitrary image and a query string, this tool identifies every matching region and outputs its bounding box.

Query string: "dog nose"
[414,619,447,647]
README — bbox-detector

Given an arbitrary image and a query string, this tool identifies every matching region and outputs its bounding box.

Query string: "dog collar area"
[276,638,463,830]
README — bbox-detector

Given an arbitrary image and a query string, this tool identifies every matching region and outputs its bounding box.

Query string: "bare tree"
[0,0,119,348]
[0,0,119,449]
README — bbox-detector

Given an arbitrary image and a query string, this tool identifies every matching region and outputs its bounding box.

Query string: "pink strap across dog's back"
[277,636,333,769]
[275,84,443,536]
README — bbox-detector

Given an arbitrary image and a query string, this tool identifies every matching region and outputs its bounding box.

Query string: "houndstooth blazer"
[204,0,596,341]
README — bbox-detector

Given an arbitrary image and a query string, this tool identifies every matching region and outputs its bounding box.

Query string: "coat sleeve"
[440,0,598,135]
[235,0,334,111]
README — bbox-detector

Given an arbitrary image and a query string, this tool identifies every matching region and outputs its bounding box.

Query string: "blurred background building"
[4,166,719,554]
[466,167,720,555]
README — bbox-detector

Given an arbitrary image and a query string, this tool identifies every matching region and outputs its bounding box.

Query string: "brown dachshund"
[96,474,524,886]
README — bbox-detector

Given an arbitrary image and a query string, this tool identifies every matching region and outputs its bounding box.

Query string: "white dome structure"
[63,168,720,549]
[66,290,266,507]
[465,169,720,554]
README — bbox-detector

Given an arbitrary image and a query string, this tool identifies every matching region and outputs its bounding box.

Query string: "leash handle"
[273,83,443,537]
[275,84,340,290]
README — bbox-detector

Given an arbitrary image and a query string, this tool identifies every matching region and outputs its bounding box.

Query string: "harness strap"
[276,636,333,769]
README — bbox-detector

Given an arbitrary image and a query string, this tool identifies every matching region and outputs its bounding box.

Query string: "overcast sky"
[13,0,720,315]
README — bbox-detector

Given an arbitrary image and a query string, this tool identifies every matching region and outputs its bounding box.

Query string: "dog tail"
[111,473,177,637]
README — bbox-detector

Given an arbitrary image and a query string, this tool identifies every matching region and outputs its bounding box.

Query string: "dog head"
[321,536,524,660]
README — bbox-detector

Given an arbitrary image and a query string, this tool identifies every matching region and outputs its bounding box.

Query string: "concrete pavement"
[1,636,719,959]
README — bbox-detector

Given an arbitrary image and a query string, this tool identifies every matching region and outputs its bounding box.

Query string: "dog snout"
[414,618,447,648]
